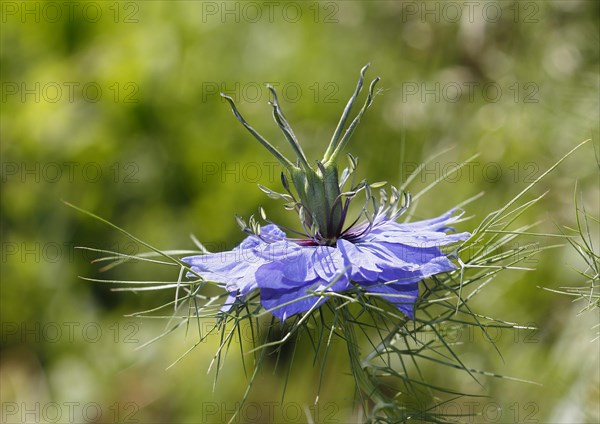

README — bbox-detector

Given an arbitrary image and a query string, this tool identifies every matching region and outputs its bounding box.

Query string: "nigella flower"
[184,65,470,321]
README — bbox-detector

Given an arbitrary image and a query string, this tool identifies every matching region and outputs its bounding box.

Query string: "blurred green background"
[1,1,599,423]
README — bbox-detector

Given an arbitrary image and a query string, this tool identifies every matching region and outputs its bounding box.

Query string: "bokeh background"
[2,1,599,423]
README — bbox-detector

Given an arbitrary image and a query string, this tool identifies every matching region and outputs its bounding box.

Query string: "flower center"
[220,64,411,245]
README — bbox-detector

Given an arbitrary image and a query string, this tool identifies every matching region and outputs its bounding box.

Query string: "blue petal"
[376,242,457,278]
[254,244,349,320]
[337,208,470,317]
[254,224,287,243]
[219,292,239,313]
[258,241,317,281]
[361,279,420,318]
[255,264,327,321]
[336,239,387,280]
[374,209,464,233]
[370,228,470,247]
[182,224,286,297]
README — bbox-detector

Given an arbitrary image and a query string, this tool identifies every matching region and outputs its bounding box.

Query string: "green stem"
[339,301,395,418]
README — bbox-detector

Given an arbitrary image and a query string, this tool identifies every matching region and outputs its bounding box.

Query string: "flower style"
[183,65,470,321]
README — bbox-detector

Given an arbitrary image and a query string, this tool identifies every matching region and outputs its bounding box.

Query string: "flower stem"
[339,300,398,421]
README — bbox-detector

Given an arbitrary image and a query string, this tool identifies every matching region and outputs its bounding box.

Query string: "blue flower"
[183,209,469,321]
[184,65,470,321]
